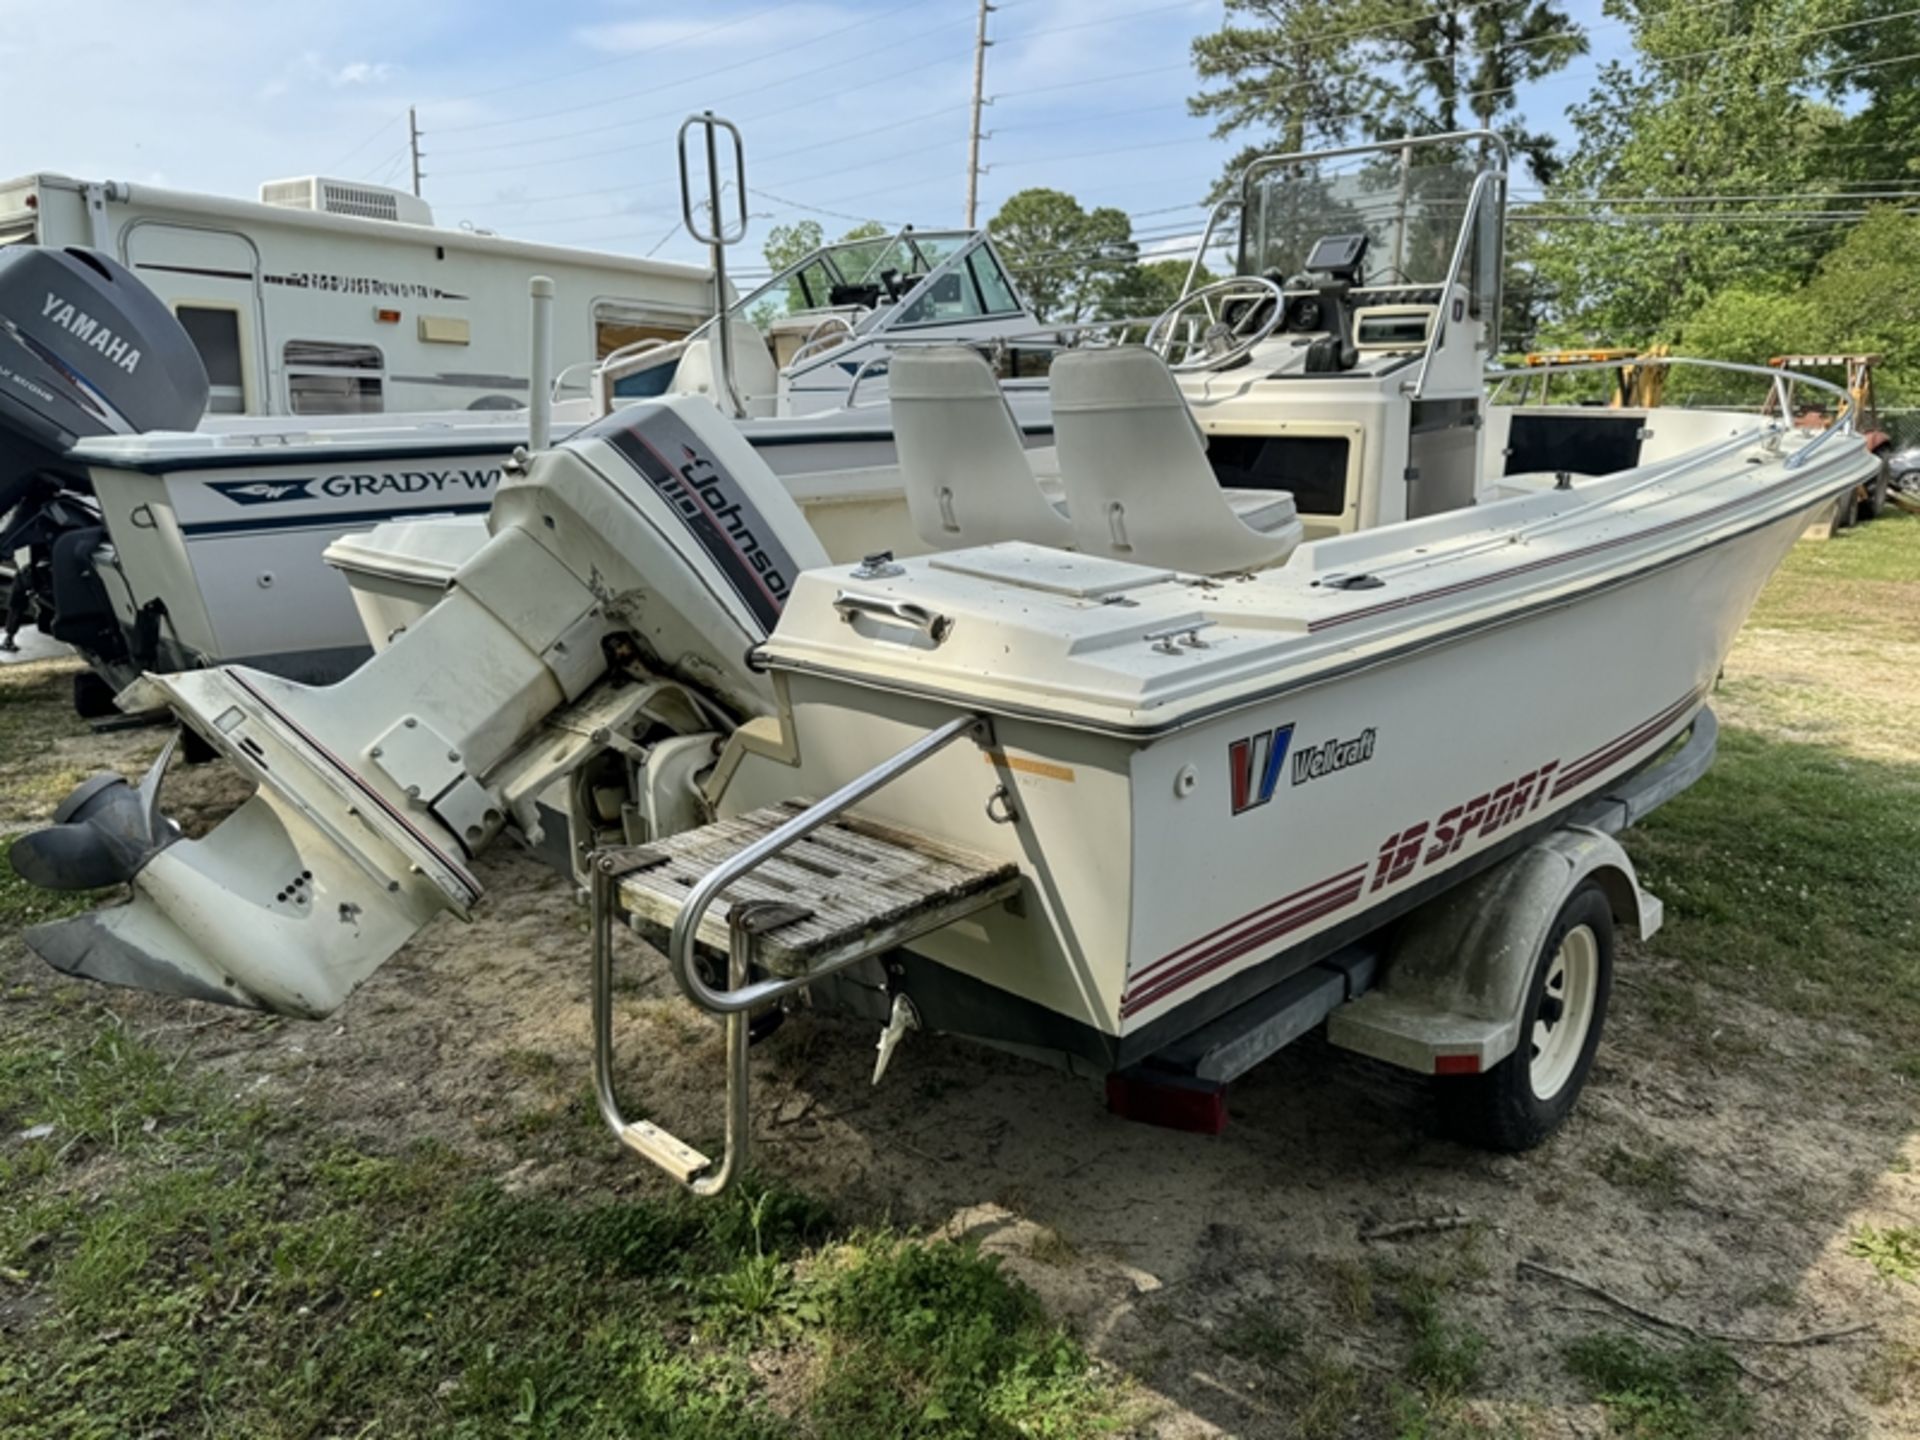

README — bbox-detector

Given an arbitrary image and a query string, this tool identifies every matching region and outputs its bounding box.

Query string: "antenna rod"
[964,0,993,228]
[409,106,424,198]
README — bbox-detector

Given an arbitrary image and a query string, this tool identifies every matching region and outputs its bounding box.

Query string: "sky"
[1,0,1635,273]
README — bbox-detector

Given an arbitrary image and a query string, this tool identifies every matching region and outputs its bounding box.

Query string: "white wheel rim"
[1529,924,1599,1101]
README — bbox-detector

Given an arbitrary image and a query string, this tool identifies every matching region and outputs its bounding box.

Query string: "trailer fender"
[1325,828,1659,1075]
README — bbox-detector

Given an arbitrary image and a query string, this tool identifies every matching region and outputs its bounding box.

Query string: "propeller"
[9,737,182,890]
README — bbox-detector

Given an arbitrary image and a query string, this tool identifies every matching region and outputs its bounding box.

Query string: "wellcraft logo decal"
[1229,724,1377,815]
[1228,724,1294,815]
[1292,727,1376,786]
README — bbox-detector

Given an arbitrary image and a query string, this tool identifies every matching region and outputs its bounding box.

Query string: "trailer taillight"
[1105,1070,1229,1135]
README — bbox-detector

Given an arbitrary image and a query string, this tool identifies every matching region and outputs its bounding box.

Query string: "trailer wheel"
[1833,487,1859,530]
[1437,883,1613,1151]
[1860,465,1890,522]
[179,726,219,767]
[72,670,117,719]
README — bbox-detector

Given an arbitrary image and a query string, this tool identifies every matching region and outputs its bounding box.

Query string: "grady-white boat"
[13,132,1877,1192]
[0,175,1048,698]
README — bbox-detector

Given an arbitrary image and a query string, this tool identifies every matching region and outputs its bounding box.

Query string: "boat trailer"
[589,704,1715,1196]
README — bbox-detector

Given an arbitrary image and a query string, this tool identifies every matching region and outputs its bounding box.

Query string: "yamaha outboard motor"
[0,248,210,695]
[0,245,209,508]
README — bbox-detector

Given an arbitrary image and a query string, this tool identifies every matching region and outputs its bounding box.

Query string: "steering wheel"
[1146,276,1287,373]
[789,314,858,365]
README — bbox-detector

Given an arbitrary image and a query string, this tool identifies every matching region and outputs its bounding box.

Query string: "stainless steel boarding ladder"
[589,713,1023,1195]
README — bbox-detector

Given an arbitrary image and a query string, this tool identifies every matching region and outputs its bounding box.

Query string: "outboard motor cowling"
[0,246,209,505]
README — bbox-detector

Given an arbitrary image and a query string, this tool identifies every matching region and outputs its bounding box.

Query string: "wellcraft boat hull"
[729,493,1824,1062]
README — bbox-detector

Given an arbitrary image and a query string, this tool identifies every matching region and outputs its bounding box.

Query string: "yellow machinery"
[1519,346,1669,408]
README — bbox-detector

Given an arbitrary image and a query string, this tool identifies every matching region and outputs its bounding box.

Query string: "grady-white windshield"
[728,229,992,333]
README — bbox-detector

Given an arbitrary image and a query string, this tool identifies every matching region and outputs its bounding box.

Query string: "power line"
[326,112,404,174]
[745,187,902,229]
[431,0,954,142]
[420,6,787,113]
[432,47,972,196]
[912,42,1920,211]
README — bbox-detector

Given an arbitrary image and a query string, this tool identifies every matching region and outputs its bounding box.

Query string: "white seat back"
[890,346,1072,551]
[670,319,781,419]
[1051,347,1303,574]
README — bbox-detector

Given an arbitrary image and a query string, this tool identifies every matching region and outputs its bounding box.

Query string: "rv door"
[0,177,38,247]
[121,221,268,414]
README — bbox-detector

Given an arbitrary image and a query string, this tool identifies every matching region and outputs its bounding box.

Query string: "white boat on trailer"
[10,132,1879,1193]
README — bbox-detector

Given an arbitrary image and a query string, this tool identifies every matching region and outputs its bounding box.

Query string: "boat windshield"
[1238,142,1498,302]
[729,229,986,331]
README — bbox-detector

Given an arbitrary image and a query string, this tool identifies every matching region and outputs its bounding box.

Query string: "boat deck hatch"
[927,547,1173,599]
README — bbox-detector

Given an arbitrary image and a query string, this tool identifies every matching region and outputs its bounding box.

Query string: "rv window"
[285,340,384,415]
[178,307,246,414]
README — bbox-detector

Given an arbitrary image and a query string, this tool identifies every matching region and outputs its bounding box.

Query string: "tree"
[1678,208,1920,404]
[1095,258,1219,321]
[1190,0,1375,163]
[1188,0,1586,197]
[761,219,824,275]
[1368,0,1587,182]
[988,189,1137,322]
[1524,0,1848,348]
[760,218,887,275]
[1812,0,1920,187]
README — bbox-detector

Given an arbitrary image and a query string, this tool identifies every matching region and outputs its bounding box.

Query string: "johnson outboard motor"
[0,245,209,508]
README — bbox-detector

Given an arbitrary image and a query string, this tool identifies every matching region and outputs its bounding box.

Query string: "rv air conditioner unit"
[259,177,434,227]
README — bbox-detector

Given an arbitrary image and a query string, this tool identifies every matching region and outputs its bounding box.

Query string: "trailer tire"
[1836,486,1861,530]
[1861,465,1890,522]
[179,726,220,767]
[72,670,117,719]
[1436,882,1613,1152]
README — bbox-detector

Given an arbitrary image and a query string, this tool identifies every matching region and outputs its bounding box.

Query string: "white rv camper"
[0,172,715,416]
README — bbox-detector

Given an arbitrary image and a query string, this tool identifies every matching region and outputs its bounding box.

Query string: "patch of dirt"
[1719,626,1920,764]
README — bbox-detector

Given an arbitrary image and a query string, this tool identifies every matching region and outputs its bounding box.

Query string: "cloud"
[327,59,399,88]
[574,6,853,56]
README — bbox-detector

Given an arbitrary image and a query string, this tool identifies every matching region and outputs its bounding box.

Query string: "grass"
[1621,726,1920,1057]
[1847,1224,1920,1286]
[0,836,111,933]
[1220,1303,1302,1368]
[1598,1141,1690,1207]
[1564,1332,1753,1440]
[0,1008,1127,1438]
[1745,510,1920,640]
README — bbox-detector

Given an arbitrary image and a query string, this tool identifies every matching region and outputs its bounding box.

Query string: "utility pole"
[408,106,424,197]
[964,0,994,228]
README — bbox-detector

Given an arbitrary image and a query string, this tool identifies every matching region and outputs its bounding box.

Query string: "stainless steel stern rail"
[589,711,992,1194]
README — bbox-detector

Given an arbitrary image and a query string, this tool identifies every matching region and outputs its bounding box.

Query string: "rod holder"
[528,275,554,451]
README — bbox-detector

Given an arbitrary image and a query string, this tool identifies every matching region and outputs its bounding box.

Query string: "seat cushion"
[1221,488,1300,535]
